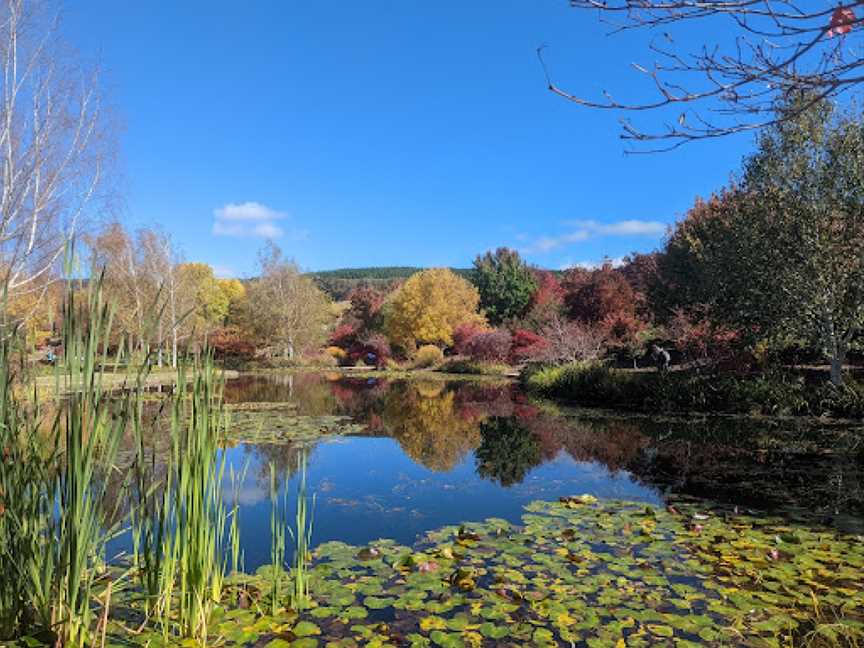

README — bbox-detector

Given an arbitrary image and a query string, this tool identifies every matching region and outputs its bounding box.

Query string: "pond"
[98,371,864,646]
[202,372,863,571]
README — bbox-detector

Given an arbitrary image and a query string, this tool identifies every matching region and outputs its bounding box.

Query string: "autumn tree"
[563,262,640,326]
[244,242,333,359]
[217,278,246,325]
[384,268,485,351]
[175,263,229,345]
[0,0,111,310]
[520,270,565,332]
[658,98,864,384]
[471,248,537,325]
[87,222,152,352]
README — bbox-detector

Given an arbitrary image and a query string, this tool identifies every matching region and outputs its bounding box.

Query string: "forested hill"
[309,267,473,300]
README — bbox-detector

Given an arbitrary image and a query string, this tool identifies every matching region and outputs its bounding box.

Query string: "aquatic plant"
[288,449,315,612]
[267,449,316,615]
[268,462,287,616]
[0,273,135,647]
[0,321,52,639]
[228,459,250,576]
[162,359,229,640]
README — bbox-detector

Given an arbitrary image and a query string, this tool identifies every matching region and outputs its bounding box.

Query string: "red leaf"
[828,6,856,37]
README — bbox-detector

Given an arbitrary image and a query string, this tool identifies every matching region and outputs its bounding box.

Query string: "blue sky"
[64,1,751,277]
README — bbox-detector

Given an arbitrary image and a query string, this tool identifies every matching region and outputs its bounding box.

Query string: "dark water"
[209,372,864,571]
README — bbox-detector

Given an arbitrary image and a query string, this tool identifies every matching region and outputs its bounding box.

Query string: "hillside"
[309,266,473,299]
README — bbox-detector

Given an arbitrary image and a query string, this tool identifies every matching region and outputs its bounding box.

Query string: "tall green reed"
[161,358,229,640]
[228,459,250,577]
[288,449,315,612]
[0,319,52,639]
[269,462,287,616]
[267,450,315,614]
[0,271,135,647]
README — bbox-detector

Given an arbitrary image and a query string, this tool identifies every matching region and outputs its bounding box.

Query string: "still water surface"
[206,372,862,570]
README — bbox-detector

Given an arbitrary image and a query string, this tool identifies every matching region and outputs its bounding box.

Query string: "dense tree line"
[8,98,860,384]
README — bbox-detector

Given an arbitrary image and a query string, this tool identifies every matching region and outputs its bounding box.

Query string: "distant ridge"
[308,266,473,300]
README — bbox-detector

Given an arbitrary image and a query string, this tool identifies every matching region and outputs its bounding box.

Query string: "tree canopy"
[471,248,538,325]
[656,98,864,383]
[384,268,485,351]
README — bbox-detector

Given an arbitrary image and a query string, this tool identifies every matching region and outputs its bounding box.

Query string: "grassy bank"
[239,363,516,382]
[521,362,864,419]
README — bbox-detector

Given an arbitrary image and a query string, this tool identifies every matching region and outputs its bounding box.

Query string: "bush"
[305,353,338,368]
[351,333,391,367]
[464,330,512,363]
[384,358,402,371]
[326,346,348,363]
[452,322,488,354]
[329,323,358,348]
[412,344,444,368]
[438,359,511,375]
[520,362,864,418]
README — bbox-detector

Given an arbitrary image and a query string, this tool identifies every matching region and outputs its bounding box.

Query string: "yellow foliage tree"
[217,278,246,325]
[177,263,228,335]
[384,268,485,350]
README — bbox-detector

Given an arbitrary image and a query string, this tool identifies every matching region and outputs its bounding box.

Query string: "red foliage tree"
[510,329,549,363]
[618,252,660,320]
[531,271,565,308]
[563,262,638,325]
[329,323,358,349]
[209,326,256,360]
[464,330,513,363]
[347,287,386,330]
[667,307,741,365]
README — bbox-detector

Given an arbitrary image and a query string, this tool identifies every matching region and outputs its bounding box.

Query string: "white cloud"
[214,201,285,222]
[560,256,626,271]
[212,201,295,239]
[568,219,666,236]
[521,219,665,254]
[211,264,237,279]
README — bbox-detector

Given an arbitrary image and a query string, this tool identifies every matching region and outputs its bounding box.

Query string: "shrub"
[329,323,358,349]
[520,362,864,418]
[384,358,402,371]
[305,353,338,368]
[452,322,488,354]
[326,346,348,362]
[353,333,391,367]
[439,359,511,375]
[464,330,512,363]
[412,344,444,368]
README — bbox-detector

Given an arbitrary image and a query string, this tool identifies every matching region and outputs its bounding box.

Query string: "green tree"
[471,248,537,325]
[659,98,864,385]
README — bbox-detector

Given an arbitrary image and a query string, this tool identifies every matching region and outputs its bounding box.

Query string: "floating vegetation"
[15,497,858,647]
[223,409,366,445]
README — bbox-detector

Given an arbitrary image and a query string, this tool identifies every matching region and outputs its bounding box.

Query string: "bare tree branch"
[542,0,864,150]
